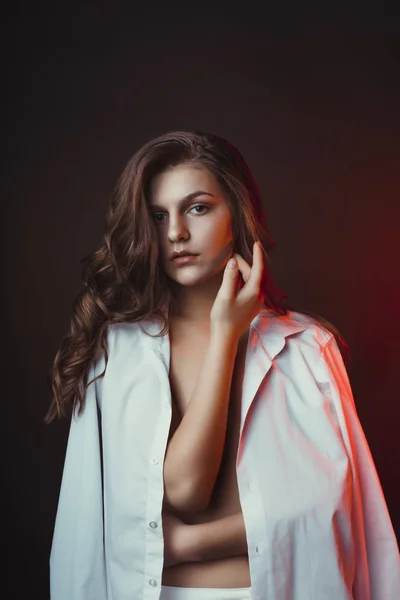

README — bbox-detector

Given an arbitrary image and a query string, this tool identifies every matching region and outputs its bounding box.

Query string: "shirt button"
[151,456,159,464]
[149,579,157,587]
[149,521,158,528]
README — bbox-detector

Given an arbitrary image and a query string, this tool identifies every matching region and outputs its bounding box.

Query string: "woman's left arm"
[318,335,400,599]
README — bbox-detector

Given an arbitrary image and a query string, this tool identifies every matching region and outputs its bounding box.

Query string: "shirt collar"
[140,307,308,365]
[252,309,308,362]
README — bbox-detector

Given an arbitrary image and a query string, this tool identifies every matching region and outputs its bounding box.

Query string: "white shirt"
[50,308,400,600]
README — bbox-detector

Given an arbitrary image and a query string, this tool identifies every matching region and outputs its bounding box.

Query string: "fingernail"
[227,258,236,268]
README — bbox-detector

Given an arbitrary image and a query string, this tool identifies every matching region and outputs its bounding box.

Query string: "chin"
[169,265,223,287]
[169,274,206,287]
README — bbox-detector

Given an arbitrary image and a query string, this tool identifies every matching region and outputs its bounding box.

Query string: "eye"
[152,204,209,223]
[153,213,166,223]
[189,204,209,215]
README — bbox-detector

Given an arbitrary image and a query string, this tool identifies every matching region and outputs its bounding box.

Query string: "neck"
[168,271,225,324]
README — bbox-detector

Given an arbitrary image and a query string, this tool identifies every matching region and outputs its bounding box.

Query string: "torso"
[161,318,251,588]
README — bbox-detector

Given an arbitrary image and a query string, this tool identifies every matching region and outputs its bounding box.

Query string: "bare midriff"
[161,320,251,589]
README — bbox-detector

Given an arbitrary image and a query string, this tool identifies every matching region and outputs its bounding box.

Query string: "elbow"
[163,480,210,514]
[181,487,210,514]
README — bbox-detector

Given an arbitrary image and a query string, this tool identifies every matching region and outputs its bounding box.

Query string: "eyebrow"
[150,190,215,211]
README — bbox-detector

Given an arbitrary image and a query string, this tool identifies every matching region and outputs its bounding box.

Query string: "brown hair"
[45,130,349,424]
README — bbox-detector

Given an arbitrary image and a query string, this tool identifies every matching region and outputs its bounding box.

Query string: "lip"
[172,254,199,264]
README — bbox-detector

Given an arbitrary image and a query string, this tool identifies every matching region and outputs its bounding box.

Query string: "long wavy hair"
[45,130,349,424]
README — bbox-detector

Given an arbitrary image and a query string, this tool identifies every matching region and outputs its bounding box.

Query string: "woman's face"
[149,163,234,287]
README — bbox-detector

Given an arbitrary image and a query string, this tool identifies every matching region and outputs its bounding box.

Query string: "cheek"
[202,217,232,244]
[210,239,234,269]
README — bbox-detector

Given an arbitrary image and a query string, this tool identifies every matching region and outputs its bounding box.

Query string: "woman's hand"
[210,241,265,339]
[162,508,192,568]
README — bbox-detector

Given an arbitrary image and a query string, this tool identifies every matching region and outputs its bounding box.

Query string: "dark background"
[3,2,399,598]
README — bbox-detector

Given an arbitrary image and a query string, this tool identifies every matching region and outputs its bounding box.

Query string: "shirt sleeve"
[318,334,400,600]
[49,360,107,600]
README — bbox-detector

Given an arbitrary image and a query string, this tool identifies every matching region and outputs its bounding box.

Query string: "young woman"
[47,130,400,600]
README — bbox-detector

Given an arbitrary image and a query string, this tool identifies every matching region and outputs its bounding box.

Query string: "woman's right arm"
[163,326,240,514]
[183,510,248,562]
[163,242,264,515]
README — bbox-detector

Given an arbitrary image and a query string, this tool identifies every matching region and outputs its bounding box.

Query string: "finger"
[218,256,239,300]
[247,241,264,289]
[233,248,262,303]
[234,272,244,295]
[234,242,263,288]
[233,253,251,282]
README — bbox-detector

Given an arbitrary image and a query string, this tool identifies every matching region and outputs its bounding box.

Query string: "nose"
[167,215,190,243]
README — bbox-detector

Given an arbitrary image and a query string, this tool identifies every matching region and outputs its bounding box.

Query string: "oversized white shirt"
[50,308,400,600]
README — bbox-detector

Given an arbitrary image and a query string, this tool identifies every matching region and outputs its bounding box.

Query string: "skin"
[149,162,264,567]
[149,162,238,324]
[160,239,264,568]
